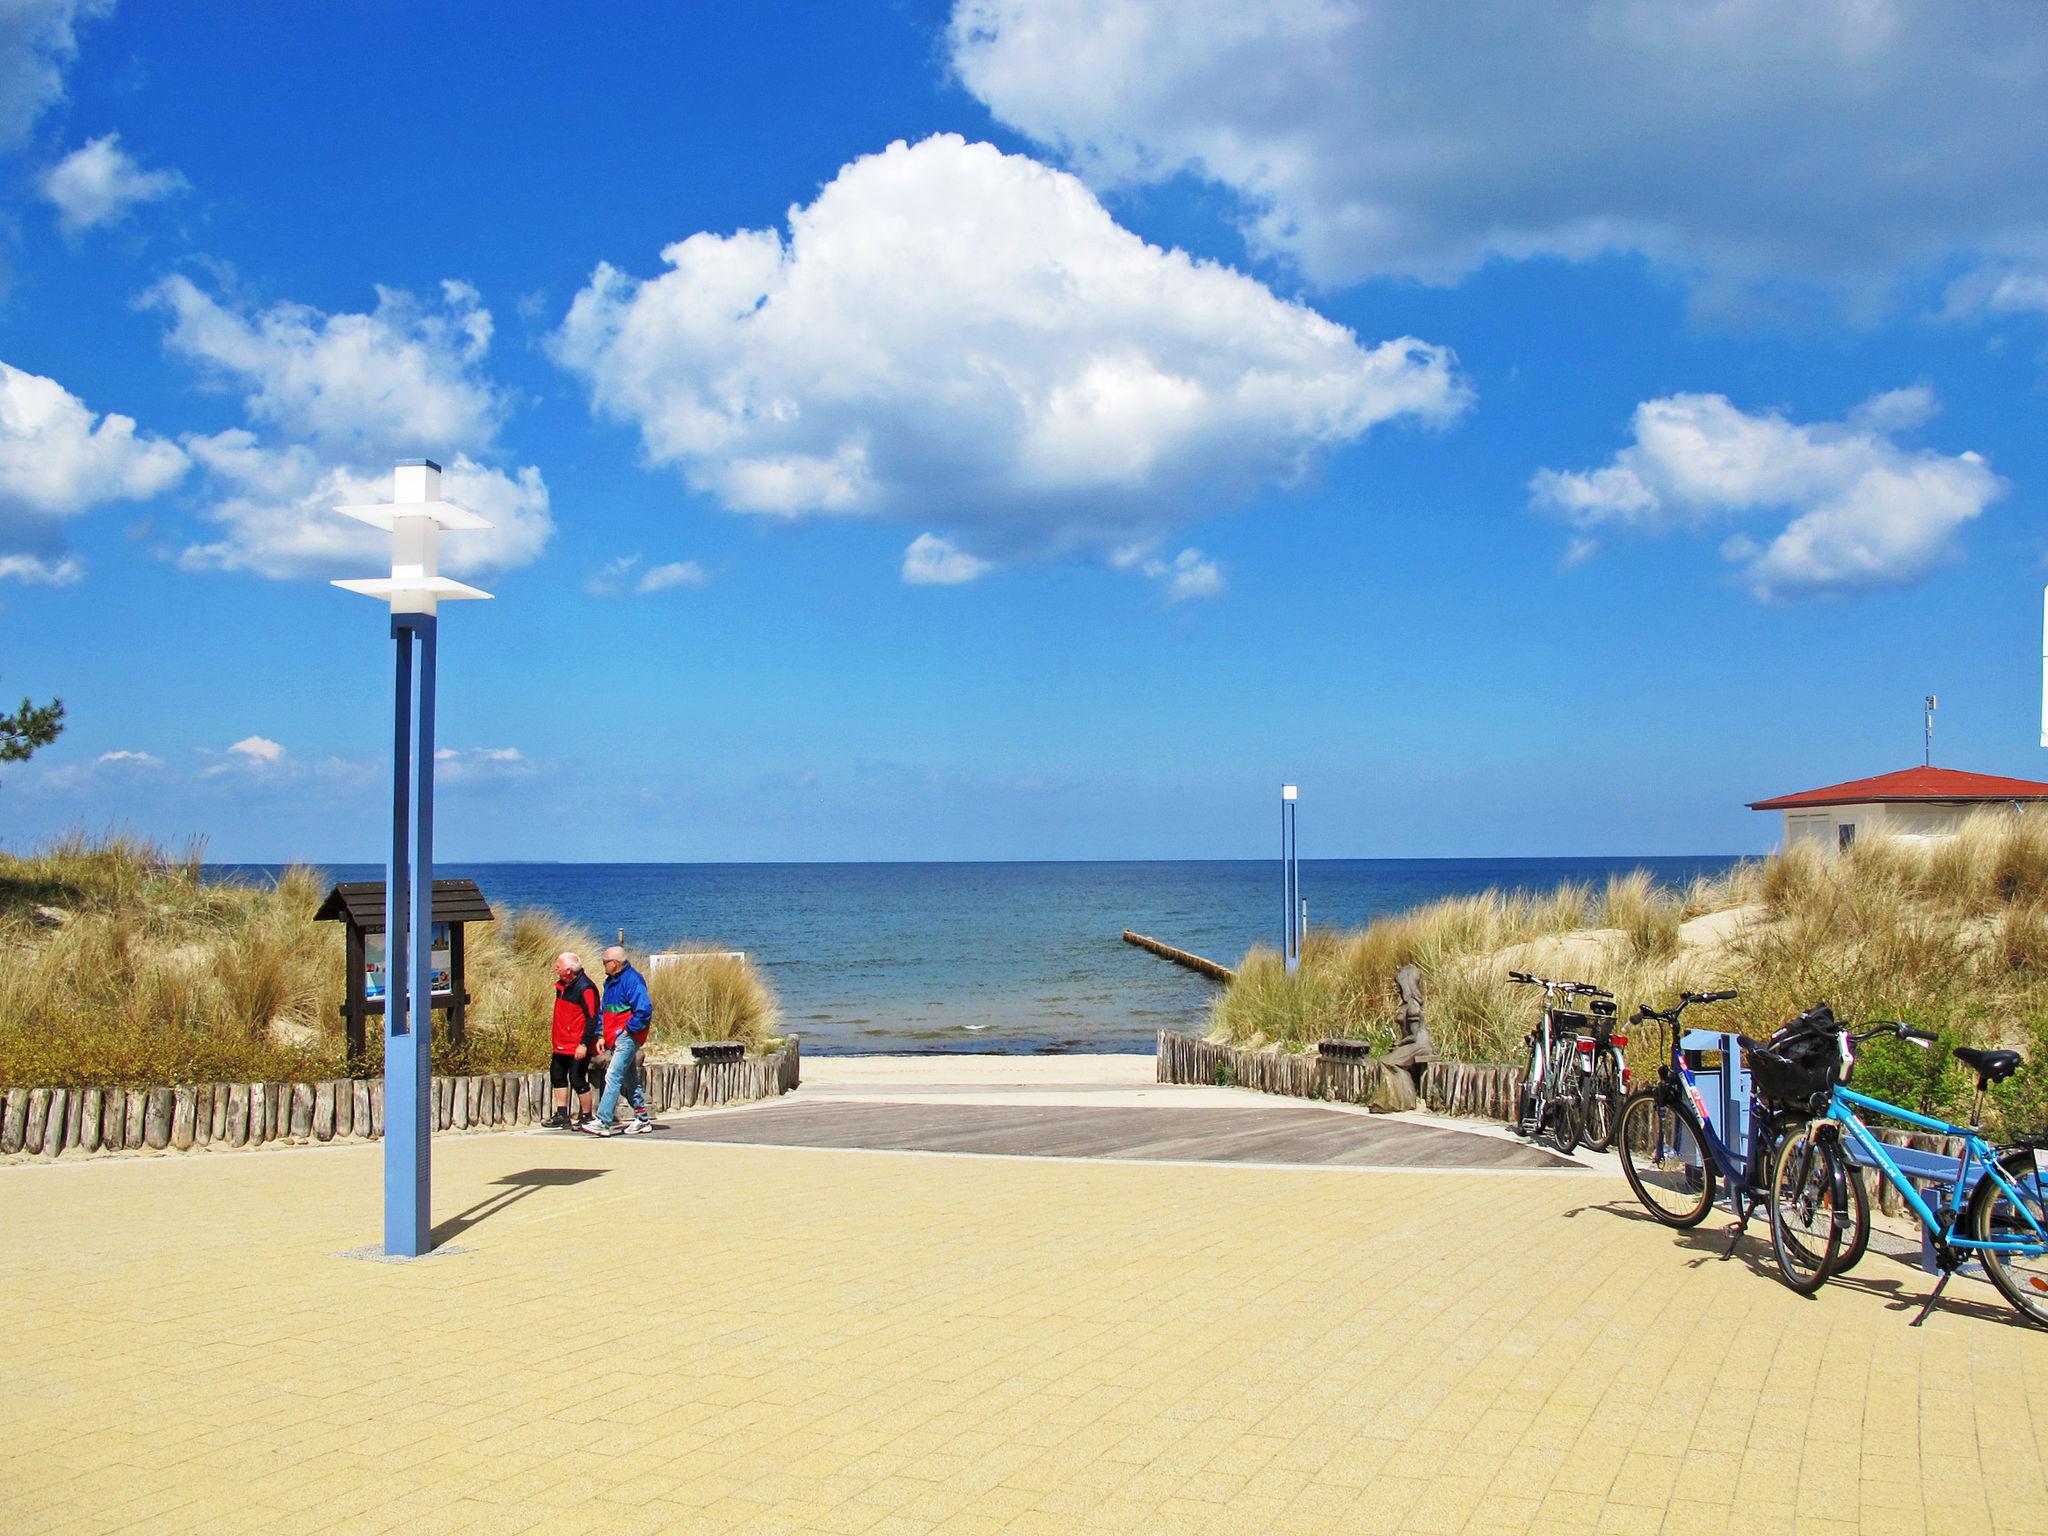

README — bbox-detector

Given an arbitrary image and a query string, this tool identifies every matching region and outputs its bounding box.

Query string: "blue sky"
[3,1,2046,862]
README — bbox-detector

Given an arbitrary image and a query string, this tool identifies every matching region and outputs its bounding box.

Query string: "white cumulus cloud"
[583,554,708,597]
[41,133,185,234]
[0,552,81,584]
[178,433,550,580]
[227,735,284,764]
[553,134,1466,571]
[1111,541,1226,600]
[1944,264,2048,321]
[901,534,992,586]
[142,277,551,580]
[145,275,502,462]
[1154,547,1224,602]
[0,359,187,576]
[433,746,530,783]
[95,749,161,767]
[1530,389,2006,601]
[637,559,707,594]
[949,0,2048,299]
[0,0,99,152]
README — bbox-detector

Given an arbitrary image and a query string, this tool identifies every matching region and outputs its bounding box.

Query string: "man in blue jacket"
[582,945,655,1137]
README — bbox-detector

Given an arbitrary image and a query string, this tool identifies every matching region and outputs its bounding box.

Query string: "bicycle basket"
[1746,1044,1837,1113]
[1749,1008,1847,1111]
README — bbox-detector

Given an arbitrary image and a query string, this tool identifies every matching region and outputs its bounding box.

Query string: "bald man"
[582,944,655,1136]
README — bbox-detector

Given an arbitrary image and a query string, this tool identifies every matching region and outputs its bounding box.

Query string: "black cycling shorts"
[549,1052,591,1093]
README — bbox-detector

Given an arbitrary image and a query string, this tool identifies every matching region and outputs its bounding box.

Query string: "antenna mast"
[1925,694,1936,767]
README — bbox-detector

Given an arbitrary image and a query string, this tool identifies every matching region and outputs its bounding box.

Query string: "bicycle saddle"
[1954,1047,2023,1085]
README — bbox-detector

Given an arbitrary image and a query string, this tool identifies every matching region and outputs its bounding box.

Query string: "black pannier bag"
[1747,1004,1848,1114]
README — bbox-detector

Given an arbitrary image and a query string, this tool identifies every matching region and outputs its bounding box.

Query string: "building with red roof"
[1749,767,2048,850]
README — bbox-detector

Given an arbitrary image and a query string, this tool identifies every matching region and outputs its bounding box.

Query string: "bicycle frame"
[1650,1022,1779,1215]
[1825,1087,2048,1257]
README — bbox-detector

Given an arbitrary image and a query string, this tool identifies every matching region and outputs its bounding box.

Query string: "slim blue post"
[1281,792,1300,974]
[404,614,436,1254]
[382,618,434,1261]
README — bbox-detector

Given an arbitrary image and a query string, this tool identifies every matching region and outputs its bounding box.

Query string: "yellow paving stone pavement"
[3,1131,2048,1533]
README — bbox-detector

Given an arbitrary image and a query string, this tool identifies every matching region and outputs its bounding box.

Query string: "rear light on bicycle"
[1611,1033,1627,1047]
[1621,1066,1632,1088]
[1575,1038,1595,1053]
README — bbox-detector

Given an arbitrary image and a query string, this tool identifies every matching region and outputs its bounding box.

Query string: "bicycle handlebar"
[1849,1020,1937,1047]
[1506,970,1611,998]
[1634,988,1736,1026]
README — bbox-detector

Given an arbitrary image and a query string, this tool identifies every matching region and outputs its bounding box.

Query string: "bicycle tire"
[1550,1091,1580,1155]
[1768,1125,1844,1294]
[1771,1154,1870,1278]
[1513,1038,1539,1133]
[1580,1057,1620,1152]
[1543,1048,1580,1155]
[1965,1150,2048,1330]
[1835,1164,1872,1276]
[1617,1090,1715,1227]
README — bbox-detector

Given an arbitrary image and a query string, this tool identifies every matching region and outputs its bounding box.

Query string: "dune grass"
[646,942,780,1053]
[1211,812,2048,1136]
[0,833,779,1089]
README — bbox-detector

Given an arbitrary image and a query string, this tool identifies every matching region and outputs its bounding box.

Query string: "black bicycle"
[1509,970,1613,1155]
[1574,994,1629,1153]
[1617,994,1870,1275]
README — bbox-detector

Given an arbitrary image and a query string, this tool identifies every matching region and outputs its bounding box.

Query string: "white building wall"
[1779,801,1985,849]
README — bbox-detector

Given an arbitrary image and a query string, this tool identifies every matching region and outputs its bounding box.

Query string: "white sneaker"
[578,1120,613,1138]
[624,1117,656,1135]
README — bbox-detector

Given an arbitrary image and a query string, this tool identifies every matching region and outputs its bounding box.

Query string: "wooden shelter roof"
[312,879,494,933]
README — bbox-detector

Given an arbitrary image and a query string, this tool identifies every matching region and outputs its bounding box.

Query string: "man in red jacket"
[547,952,601,1129]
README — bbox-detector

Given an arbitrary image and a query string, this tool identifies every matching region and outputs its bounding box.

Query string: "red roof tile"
[1749,766,2048,810]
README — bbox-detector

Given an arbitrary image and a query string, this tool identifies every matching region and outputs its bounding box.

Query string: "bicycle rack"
[1681,1029,1755,1218]
[1838,1137,1984,1276]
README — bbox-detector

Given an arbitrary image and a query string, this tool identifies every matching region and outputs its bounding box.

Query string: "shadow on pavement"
[1570,1194,2037,1329]
[433,1167,605,1244]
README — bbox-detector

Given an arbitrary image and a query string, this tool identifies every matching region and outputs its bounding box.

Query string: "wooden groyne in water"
[1122,930,1235,983]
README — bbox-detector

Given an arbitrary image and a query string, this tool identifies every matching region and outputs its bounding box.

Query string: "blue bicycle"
[1753,1020,2048,1325]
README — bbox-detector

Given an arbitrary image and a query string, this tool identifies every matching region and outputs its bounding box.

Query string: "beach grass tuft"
[646,942,780,1052]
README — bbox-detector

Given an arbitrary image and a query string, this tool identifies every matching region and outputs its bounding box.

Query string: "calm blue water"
[229,857,1740,1054]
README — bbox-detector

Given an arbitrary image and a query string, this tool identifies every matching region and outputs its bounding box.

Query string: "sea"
[230,856,1745,1054]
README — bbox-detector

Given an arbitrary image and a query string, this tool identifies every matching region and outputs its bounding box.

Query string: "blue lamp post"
[333,460,492,1258]
[1281,784,1301,974]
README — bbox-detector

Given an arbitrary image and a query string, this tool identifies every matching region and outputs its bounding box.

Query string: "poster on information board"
[364,922,452,1001]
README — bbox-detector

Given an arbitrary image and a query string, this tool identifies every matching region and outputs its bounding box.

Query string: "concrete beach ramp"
[656,1055,1579,1171]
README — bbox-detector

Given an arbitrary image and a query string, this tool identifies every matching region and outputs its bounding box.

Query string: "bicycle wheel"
[1512,1039,1539,1133]
[1549,1089,1580,1155]
[1768,1125,1844,1294]
[1834,1163,1871,1276]
[1543,1052,1580,1154]
[1617,1090,1715,1227]
[1965,1150,2048,1330]
[1580,1057,1620,1153]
